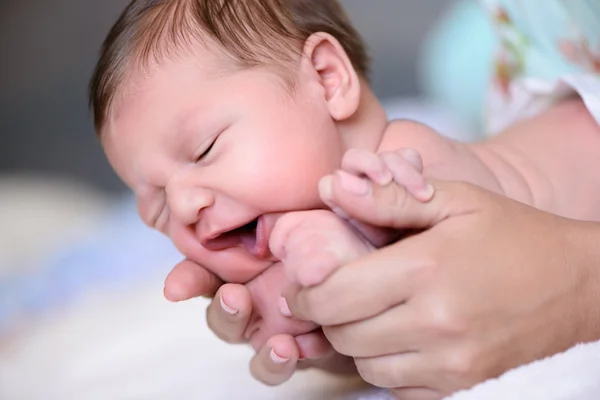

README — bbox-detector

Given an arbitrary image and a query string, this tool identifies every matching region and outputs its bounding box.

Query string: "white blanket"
[2,278,600,399]
[351,343,600,400]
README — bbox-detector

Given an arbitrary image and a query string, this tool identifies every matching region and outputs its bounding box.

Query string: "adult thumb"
[319,174,485,231]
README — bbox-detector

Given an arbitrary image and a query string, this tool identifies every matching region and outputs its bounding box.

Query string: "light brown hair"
[88,0,369,133]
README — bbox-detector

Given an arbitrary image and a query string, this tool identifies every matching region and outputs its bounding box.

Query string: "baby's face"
[103,51,346,283]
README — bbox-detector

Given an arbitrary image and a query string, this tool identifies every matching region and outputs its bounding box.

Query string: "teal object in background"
[418,0,496,133]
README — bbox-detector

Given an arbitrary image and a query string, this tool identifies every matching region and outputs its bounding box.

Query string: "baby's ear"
[302,32,361,121]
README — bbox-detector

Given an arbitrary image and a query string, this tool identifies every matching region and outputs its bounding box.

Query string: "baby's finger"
[206,284,253,344]
[164,258,223,301]
[250,334,300,386]
[379,150,433,202]
[341,148,393,185]
[396,147,424,172]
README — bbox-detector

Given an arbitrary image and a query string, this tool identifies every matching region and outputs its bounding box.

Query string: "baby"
[91,0,530,352]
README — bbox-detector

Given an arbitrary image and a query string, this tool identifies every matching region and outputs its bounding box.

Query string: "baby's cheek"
[245,263,319,351]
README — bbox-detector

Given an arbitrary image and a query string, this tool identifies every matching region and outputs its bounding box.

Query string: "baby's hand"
[272,148,433,289]
[336,147,434,203]
[269,209,374,288]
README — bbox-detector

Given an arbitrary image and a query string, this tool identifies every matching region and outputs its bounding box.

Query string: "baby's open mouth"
[201,216,269,257]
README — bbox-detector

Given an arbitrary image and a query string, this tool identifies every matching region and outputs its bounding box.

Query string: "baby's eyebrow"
[173,107,211,151]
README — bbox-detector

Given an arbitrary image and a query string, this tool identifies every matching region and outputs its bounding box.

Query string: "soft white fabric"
[3,278,600,399]
[350,340,600,400]
[0,281,367,399]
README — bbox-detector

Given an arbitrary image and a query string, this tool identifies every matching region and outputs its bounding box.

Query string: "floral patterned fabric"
[479,0,600,133]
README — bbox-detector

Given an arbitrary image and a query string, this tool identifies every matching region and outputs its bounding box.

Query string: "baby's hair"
[89,0,369,133]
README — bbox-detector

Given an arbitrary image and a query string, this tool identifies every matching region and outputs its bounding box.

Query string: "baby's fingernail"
[337,170,371,196]
[375,169,393,186]
[278,297,293,317]
[270,348,291,364]
[220,295,238,315]
[416,183,435,202]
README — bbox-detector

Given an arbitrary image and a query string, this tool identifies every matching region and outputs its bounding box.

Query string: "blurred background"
[0,1,495,398]
[0,0,489,193]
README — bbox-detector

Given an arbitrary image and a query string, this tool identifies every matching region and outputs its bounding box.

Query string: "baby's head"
[91,0,387,284]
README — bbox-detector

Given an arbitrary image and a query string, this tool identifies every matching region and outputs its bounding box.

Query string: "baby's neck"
[337,80,388,152]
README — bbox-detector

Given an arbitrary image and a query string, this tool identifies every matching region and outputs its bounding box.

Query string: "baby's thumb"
[320,174,482,231]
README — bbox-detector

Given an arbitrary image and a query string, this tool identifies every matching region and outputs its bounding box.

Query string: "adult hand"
[285,175,600,399]
[163,257,355,386]
[164,258,223,301]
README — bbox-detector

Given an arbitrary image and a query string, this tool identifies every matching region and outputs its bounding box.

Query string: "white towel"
[346,341,600,400]
[3,277,600,400]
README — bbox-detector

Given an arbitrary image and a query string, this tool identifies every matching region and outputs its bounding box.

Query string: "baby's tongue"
[201,233,240,251]
[240,231,258,256]
[242,216,270,258]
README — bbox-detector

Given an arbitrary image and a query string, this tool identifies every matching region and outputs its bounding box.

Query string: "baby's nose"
[166,182,214,225]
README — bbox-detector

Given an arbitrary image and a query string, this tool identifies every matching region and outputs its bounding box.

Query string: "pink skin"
[244,148,430,351]
[101,32,439,352]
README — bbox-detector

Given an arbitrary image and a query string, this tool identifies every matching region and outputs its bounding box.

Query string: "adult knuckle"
[205,313,234,343]
[443,347,486,383]
[425,301,467,339]
[355,358,390,387]
[251,364,284,386]
[324,327,354,356]
[356,357,404,388]
[298,288,332,323]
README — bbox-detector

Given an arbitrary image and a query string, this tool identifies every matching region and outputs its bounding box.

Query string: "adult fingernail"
[220,295,238,315]
[270,348,291,364]
[337,170,371,196]
[278,297,293,317]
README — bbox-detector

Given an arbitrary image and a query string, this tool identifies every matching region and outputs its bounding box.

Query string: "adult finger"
[295,329,335,360]
[250,334,300,386]
[320,176,483,231]
[322,305,422,358]
[390,387,443,400]
[164,258,223,301]
[355,352,434,390]
[284,238,425,326]
[206,283,253,344]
